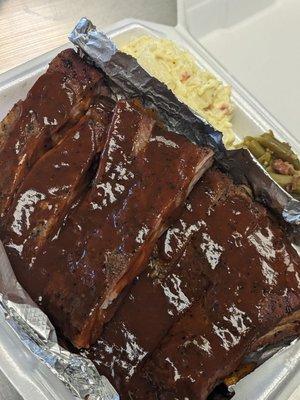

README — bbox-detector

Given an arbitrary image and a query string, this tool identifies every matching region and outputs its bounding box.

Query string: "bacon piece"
[272,159,294,175]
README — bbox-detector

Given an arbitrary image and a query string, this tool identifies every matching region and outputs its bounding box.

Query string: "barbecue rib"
[86,169,232,395]
[23,100,214,348]
[3,97,114,273]
[86,169,300,399]
[143,171,300,400]
[0,49,105,217]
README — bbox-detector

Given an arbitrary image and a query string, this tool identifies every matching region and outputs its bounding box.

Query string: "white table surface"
[0,0,177,74]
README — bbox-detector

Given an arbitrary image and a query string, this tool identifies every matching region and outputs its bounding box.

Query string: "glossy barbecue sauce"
[83,169,300,400]
[143,171,300,400]
[23,100,213,348]
[0,49,104,218]
[3,97,114,277]
[85,169,232,394]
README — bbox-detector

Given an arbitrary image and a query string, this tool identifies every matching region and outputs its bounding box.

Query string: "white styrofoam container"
[178,0,300,145]
[0,17,299,400]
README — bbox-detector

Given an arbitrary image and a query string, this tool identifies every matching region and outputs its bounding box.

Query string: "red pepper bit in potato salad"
[121,35,235,148]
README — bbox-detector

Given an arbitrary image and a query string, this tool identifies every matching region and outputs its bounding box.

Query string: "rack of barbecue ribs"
[0,48,299,400]
[86,169,300,399]
[2,98,214,348]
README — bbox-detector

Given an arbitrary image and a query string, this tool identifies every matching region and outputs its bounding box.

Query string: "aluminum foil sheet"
[69,18,225,155]
[69,17,300,240]
[233,339,300,400]
[0,242,119,400]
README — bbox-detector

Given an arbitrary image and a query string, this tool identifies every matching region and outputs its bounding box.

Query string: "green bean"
[292,157,300,170]
[258,150,272,167]
[280,141,292,151]
[269,172,293,187]
[291,177,300,194]
[263,131,292,150]
[256,135,300,169]
[240,131,300,200]
[261,130,274,139]
[246,139,266,159]
[244,136,263,144]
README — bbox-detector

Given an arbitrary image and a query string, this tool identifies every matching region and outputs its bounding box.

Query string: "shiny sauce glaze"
[0,49,104,217]
[3,97,114,278]
[26,100,213,348]
[84,169,233,395]
[144,172,300,400]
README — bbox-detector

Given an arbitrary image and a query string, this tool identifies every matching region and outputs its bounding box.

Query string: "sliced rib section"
[143,172,300,400]
[3,97,114,274]
[0,49,105,216]
[85,169,300,399]
[86,169,231,395]
[26,100,213,348]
